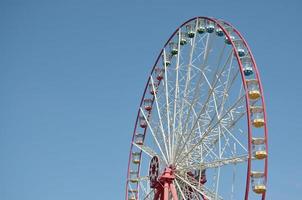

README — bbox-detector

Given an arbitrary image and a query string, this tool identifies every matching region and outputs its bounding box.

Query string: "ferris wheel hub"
[159,166,175,181]
[151,163,179,200]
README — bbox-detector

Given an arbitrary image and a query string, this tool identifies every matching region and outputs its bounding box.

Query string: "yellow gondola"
[251,171,266,194]
[250,106,265,128]
[252,137,267,159]
[246,79,261,100]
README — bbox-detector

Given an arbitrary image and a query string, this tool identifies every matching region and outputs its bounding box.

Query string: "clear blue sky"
[0,0,301,199]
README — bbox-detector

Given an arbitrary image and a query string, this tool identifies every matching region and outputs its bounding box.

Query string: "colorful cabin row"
[128,189,138,200]
[178,19,226,44]
[185,19,216,38]
[129,170,139,183]
[200,19,222,34]
[251,171,266,194]
[222,27,249,61]
[250,106,265,128]
[252,137,267,159]
[246,79,261,100]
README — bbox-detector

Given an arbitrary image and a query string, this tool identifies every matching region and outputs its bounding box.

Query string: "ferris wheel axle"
[153,167,178,200]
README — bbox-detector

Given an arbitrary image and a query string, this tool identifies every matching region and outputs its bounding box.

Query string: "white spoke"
[221,123,248,152]
[133,142,164,163]
[176,94,246,165]
[140,107,168,164]
[174,49,234,164]
[176,24,202,150]
[175,173,223,200]
[180,155,248,171]
[139,181,149,198]
[172,29,181,163]
[150,76,170,162]
[175,179,187,199]
[163,49,172,161]
[142,189,154,200]
[182,42,226,136]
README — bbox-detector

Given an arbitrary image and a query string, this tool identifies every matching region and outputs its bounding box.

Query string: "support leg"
[154,189,161,200]
[164,182,169,200]
[160,192,164,200]
[170,183,178,200]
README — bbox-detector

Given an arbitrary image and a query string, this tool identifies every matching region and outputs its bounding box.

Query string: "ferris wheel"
[125,17,268,200]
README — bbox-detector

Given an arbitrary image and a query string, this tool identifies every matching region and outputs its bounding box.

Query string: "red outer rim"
[125,16,268,200]
[220,19,268,200]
